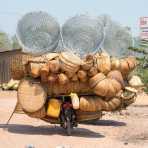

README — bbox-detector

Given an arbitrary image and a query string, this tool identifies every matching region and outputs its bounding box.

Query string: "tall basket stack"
[17,51,138,121]
[15,11,138,121]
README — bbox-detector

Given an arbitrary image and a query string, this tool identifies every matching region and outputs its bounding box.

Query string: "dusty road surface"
[0,91,148,148]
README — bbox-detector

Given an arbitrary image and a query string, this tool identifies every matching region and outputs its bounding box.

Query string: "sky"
[0,0,147,37]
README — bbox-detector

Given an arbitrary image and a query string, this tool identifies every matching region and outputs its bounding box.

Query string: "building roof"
[0,48,12,53]
[0,48,21,53]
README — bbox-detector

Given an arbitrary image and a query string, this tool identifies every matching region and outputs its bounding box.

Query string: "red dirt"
[0,90,148,148]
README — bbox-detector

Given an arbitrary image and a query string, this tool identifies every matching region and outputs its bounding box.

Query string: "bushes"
[128,47,148,54]
[133,57,148,93]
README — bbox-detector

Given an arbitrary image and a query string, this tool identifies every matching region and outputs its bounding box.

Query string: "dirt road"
[0,91,148,148]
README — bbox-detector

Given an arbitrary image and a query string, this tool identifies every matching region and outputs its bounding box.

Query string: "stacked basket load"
[17,51,138,122]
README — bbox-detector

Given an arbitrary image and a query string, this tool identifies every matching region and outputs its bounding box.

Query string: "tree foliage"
[12,35,21,49]
[0,32,12,51]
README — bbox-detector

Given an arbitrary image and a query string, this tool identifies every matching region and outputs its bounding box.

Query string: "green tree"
[128,41,148,93]
[12,35,21,49]
[0,32,12,51]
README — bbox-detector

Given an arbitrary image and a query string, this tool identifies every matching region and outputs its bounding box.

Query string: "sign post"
[140,17,148,48]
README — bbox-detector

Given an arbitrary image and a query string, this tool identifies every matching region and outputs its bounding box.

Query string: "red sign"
[140,17,148,28]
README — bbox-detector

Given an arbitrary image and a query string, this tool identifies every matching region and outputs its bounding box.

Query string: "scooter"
[6,88,136,136]
[60,100,77,135]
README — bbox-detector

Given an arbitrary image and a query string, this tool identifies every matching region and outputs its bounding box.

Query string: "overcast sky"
[0,0,147,36]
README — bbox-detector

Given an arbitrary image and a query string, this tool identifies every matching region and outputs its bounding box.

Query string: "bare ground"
[0,91,148,148]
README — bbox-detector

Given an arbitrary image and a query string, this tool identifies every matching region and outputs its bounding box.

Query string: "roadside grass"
[133,58,148,93]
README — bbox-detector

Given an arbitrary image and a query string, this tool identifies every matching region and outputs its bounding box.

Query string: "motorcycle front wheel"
[66,118,71,136]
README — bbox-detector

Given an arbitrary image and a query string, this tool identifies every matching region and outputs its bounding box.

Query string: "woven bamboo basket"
[119,57,137,78]
[107,70,124,88]
[17,77,47,113]
[26,106,46,118]
[79,96,122,112]
[90,73,122,97]
[95,52,111,74]
[10,53,33,80]
[89,73,106,88]
[75,110,102,122]
[59,52,82,75]
[47,81,92,96]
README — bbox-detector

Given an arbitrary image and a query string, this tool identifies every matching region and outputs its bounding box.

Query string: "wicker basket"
[10,53,33,80]
[47,81,92,96]
[26,106,46,118]
[76,110,102,122]
[59,52,82,74]
[17,77,47,113]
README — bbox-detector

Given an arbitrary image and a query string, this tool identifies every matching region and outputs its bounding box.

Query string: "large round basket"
[17,77,47,113]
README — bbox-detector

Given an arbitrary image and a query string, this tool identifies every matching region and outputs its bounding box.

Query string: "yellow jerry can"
[47,99,62,118]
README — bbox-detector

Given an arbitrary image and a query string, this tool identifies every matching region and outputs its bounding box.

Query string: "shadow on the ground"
[81,119,126,126]
[0,124,104,138]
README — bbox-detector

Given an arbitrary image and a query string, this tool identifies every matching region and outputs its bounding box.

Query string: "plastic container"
[47,99,62,118]
[70,93,80,109]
